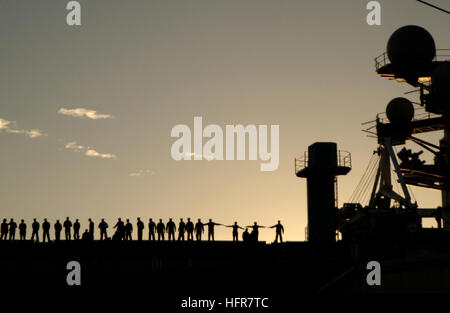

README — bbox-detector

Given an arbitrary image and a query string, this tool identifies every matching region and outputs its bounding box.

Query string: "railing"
[361,106,442,138]
[339,150,352,168]
[369,106,440,125]
[374,49,450,71]
[295,150,352,174]
[374,52,388,71]
[295,151,308,173]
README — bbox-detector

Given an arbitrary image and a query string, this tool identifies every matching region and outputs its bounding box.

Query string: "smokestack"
[296,142,351,244]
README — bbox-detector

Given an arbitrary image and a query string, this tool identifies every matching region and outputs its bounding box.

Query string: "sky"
[0,0,449,242]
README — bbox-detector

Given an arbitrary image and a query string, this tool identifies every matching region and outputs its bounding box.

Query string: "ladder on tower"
[334,177,338,208]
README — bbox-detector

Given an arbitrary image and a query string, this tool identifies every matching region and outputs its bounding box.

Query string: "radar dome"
[387,25,435,64]
[386,98,414,123]
[431,63,450,92]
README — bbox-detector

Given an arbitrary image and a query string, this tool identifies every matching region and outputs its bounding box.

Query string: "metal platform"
[374,50,450,84]
[295,150,351,177]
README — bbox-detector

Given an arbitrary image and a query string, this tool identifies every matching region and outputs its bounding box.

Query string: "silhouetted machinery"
[297,25,450,247]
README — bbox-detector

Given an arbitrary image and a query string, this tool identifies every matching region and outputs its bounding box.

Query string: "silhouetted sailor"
[270,220,284,243]
[195,219,204,241]
[137,217,144,241]
[156,219,165,241]
[205,219,222,242]
[186,218,194,241]
[113,218,125,240]
[54,220,62,241]
[31,218,40,242]
[81,229,90,240]
[125,219,133,240]
[166,218,176,241]
[99,218,108,240]
[42,218,51,243]
[8,218,17,240]
[242,228,250,242]
[226,222,244,242]
[246,222,265,242]
[63,217,72,240]
[88,218,94,240]
[19,219,26,240]
[148,218,156,241]
[0,219,8,240]
[178,218,186,241]
[74,219,81,240]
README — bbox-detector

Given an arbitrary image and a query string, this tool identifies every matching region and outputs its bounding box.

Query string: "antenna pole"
[417,0,450,15]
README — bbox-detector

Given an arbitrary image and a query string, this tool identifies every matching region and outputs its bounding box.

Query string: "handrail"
[295,150,351,174]
[295,151,308,173]
[361,106,441,138]
[370,106,440,125]
[375,49,450,70]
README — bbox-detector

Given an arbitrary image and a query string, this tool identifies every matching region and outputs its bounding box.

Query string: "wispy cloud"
[65,141,85,151]
[58,108,113,120]
[64,140,117,159]
[7,129,45,139]
[85,149,117,159]
[25,129,44,138]
[0,117,46,139]
[0,118,11,130]
[129,169,155,177]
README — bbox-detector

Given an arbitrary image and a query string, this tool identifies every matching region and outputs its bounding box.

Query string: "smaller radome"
[386,97,415,123]
[387,25,436,64]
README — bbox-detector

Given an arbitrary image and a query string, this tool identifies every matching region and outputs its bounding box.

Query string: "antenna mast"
[417,0,450,15]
